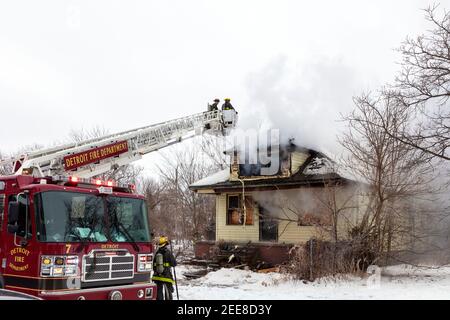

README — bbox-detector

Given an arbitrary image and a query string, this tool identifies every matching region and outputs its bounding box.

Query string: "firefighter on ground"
[222,98,235,110]
[208,98,220,111]
[152,236,177,300]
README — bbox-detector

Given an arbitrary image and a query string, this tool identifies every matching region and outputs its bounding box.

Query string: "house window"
[226,195,253,225]
[259,206,278,242]
[238,148,283,177]
[297,212,331,226]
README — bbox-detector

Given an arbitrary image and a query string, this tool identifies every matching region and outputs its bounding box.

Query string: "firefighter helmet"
[159,236,169,246]
[213,98,220,102]
[224,98,231,101]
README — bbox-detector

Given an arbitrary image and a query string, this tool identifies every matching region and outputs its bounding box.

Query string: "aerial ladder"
[0,108,238,179]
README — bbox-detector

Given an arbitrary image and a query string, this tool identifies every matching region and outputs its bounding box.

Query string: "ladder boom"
[5,109,237,178]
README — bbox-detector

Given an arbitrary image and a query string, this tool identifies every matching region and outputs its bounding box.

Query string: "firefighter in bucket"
[152,236,177,300]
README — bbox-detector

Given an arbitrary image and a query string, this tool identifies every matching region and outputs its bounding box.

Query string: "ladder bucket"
[222,109,238,132]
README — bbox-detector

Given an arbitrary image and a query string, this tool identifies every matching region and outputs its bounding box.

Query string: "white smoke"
[238,55,364,156]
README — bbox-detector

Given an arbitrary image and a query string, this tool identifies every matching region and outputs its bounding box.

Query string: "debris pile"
[209,242,260,269]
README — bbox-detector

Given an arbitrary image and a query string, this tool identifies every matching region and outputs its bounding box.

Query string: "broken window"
[238,148,290,177]
[226,195,253,225]
[258,206,278,242]
[239,163,262,176]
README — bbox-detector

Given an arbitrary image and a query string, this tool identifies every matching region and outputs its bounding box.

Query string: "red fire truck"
[0,109,237,300]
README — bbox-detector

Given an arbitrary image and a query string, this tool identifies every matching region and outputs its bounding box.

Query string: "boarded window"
[226,195,253,225]
[297,211,331,226]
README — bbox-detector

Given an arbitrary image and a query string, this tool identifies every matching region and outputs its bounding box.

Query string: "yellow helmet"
[158,236,169,246]
[224,98,231,101]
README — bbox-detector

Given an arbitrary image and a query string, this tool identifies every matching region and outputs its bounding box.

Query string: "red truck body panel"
[0,175,156,300]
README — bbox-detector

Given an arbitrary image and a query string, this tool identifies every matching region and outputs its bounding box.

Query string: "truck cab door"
[3,193,33,278]
[0,193,5,287]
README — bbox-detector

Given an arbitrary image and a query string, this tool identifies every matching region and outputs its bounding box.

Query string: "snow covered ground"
[175,264,450,300]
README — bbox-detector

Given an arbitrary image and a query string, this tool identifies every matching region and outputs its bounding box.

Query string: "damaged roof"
[190,146,357,193]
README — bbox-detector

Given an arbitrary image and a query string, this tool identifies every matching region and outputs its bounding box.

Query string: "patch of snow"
[190,168,230,187]
[177,264,450,300]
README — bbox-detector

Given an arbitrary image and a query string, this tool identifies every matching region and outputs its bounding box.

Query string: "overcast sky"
[0,0,436,174]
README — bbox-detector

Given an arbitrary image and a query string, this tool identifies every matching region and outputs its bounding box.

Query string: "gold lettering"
[65,142,128,169]
[9,263,29,272]
[10,248,30,256]
[101,244,119,249]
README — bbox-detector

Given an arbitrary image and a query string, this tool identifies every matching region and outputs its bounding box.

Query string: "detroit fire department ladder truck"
[0,108,237,300]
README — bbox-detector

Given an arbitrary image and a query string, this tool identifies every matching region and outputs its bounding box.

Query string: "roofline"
[223,142,327,157]
[190,176,357,193]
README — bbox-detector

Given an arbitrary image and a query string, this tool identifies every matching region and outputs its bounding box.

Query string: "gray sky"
[0,0,435,174]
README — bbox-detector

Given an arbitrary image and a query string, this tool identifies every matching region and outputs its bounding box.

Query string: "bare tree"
[253,180,363,280]
[154,139,219,244]
[138,177,168,237]
[200,134,229,170]
[340,91,437,264]
[0,143,44,175]
[0,150,13,175]
[379,6,450,162]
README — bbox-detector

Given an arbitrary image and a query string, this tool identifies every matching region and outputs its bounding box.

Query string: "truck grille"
[82,250,135,282]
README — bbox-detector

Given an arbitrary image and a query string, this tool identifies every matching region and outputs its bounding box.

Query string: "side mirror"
[7,201,19,234]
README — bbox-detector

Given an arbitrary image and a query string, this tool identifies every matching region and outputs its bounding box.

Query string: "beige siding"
[278,223,324,243]
[291,151,310,174]
[216,194,259,242]
[215,186,368,245]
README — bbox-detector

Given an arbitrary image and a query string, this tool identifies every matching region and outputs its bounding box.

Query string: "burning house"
[189,143,368,266]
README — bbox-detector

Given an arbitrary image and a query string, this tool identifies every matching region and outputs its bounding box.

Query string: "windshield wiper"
[76,219,98,253]
[77,229,93,253]
[73,231,90,253]
[114,218,140,252]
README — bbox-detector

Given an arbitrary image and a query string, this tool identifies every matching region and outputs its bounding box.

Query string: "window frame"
[16,193,32,238]
[0,193,4,231]
[226,194,254,226]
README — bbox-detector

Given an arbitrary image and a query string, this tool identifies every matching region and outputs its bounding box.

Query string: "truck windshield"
[35,191,150,243]
[106,196,150,242]
[35,191,107,242]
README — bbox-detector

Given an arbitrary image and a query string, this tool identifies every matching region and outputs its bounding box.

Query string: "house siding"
[291,151,309,174]
[278,223,321,243]
[215,187,366,245]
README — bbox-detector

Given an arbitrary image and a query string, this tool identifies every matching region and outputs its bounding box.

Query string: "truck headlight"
[40,255,79,277]
[137,254,152,272]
